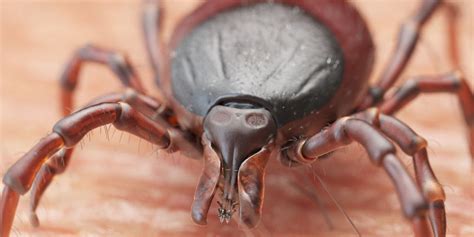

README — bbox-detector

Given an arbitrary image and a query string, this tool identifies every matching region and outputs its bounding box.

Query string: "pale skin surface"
[0,0,473,236]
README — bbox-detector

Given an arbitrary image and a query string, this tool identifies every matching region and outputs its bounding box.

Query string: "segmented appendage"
[217,197,238,224]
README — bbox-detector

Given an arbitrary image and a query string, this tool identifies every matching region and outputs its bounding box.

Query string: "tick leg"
[28,149,73,227]
[27,90,185,227]
[359,0,441,108]
[1,102,201,237]
[379,72,474,157]
[0,187,20,237]
[443,3,461,68]
[1,133,64,236]
[355,110,446,237]
[83,89,171,123]
[143,0,163,78]
[60,44,146,115]
[30,89,159,227]
[281,118,432,237]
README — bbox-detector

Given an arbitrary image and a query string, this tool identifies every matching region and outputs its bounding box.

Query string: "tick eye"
[245,113,267,128]
[212,111,232,124]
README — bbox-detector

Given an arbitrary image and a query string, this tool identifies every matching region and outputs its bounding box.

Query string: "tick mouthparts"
[191,135,272,228]
[217,199,238,224]
[236,148,270,228]
[217,207,232,224]
[191,136,220,225]
[191,104,276,227]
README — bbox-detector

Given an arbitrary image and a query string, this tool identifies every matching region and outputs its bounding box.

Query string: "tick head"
[192,104,276,228]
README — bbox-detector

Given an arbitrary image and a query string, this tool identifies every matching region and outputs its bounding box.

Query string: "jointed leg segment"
[1,101,201,236]
[352,1,471,232]
[27,91,188,229]
[83,89,175,125]
[35,44,154,216]
[4,103,170,193]
[29,148,73,226]
[282,114,437,236]
[143,0,164,77]
[354,110,446,237]
[379,72,474,157]
[60,44,146,115]
[359,0,441,108]
[23,27,175,228]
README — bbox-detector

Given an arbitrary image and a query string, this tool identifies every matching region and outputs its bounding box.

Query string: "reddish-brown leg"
[143,0,163,78]
[0,187,20,237]
[0,102,201,237]
[1,133,64,237]
[359,0,441,109]
[32,43,154,222]
[379,72,474,157]
[28,148,73,227]
[28,90,180,227]
[83,89,171,122]
[60,44,146,115]
[355,109,446,237]
[281,118,432,237]
[442,2,461,69]
[45,41,160,223]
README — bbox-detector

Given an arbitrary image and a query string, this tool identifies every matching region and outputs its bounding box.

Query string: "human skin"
[0,0,473,236]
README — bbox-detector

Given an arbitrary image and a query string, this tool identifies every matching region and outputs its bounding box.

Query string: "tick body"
[1,0,473,236]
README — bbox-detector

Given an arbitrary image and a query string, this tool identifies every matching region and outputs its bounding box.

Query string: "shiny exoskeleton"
[1,0,473,237]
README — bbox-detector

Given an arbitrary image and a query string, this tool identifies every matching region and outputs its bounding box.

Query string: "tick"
[1,0,473,237]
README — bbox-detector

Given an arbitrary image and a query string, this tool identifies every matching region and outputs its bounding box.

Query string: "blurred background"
[1,0,473,236]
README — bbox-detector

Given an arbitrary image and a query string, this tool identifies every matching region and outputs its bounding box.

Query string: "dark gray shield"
[171,2,344,126]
